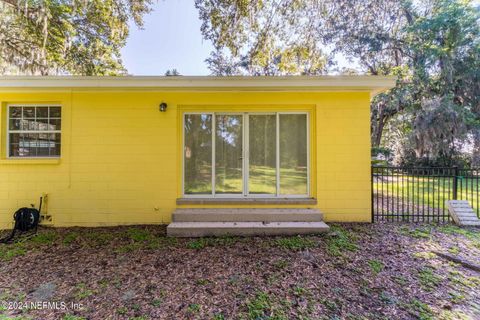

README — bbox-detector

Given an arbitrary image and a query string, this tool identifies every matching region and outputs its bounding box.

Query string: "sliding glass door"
[279,114,308,195]
[183,112,308,197]
[184,114,212,195]
[248,114,277,195]
[215,114,243,195]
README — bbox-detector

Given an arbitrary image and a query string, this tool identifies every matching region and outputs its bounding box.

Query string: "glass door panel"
[279,114,308,195]
[215,114,243,194]
[248,115,277,195]
[184,114,213,195]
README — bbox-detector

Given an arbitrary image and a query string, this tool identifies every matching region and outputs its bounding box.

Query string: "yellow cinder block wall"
[0,90,371,229]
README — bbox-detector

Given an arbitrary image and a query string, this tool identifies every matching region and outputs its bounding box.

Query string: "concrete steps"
[447,200,480,226]
[172,208,323,222]
[167,221,329,237]
[167,208,329,237]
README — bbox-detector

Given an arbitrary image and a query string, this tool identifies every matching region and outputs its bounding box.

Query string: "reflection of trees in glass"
[184,113,308,196]
[184,114,212,194]
[249,115,276,194]
[280,114,307,195]
[215,115,243,194]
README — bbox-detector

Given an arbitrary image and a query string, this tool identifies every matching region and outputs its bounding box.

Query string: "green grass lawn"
[185,165,307,195]
[373,175,480,216]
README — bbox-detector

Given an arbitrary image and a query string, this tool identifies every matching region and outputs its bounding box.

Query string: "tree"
[402,0,479,165]
[195,0,480,166]
[0,0,153,75]
[165,68,180,76]
[195,0,329,75]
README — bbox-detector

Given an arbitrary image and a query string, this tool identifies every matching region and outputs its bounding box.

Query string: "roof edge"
[0,75,396,93]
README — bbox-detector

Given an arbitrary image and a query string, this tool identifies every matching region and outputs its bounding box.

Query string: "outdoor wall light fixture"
[159,102,168,112]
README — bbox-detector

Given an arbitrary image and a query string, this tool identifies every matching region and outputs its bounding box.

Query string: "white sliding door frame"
[182,111,310,198]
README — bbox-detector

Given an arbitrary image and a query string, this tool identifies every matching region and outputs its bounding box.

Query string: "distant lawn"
[373,175,480,216]
[185,165,307,195]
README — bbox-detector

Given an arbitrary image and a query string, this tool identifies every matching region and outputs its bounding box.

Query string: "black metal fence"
[372,166,480,222]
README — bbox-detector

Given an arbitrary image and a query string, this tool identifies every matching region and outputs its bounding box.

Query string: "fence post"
[371,166,374,223]
[453,166,459,200]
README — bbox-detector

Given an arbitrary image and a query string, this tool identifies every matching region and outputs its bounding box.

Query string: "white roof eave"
[0,75,396,94]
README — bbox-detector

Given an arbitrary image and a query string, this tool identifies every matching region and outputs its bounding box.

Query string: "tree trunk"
[372,103,387,148]
[471,130,480,167]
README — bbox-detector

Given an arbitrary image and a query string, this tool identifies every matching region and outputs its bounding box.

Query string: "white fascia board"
[0,75,396,93]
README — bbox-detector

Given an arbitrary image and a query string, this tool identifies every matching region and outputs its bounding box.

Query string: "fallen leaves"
[0,223,478,319]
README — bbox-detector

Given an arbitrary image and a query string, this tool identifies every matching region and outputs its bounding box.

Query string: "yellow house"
[0,76,395,236]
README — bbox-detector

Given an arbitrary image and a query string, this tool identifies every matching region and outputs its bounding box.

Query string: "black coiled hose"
[0,197,42,244]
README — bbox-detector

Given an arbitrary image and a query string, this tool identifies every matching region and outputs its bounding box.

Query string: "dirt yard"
[0,223,479,320]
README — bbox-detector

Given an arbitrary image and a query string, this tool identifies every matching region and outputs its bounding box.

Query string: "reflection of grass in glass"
[249,165,276,194]
[373,176,480,212]
[216,167,242,193]
[185,165,308,195]
[185,163,212,194]
[280,167,308,195]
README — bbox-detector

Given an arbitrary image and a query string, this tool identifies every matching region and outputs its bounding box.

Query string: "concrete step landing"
[167,221,330,237]
[172,208,323,222]
[167,208,329,237]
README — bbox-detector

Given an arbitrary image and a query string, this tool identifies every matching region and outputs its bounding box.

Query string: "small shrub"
[438,225,480,247]
[84,232,114,246]
[392,275,408,285]
[438,225,479,239]
[117,307,128,315]
[115,243,142,253]
[448,270,480,288]
[63,232,79,245]
[326,226,358,256]
[31,231,57,245]
[98,279,109,288]
[293,286,309,297]
[246,291,271,319]
[0,316,33,320]
[186,238,208,249]
[448,246,460,255]
[273,259,289,269]
[448,291,465,304]
[63,316,86,320]
[147,237,178,250]
[151,299,162,307]
[413,252,437,260]
[368,259,384,274]
[244,291,288,320]
[127,228,152,242]
[400,227,431,239]
[404,299,434,320]
[418,268,441,291]
[321,299,338,312]
[272,236,316,250]
[187,303,201,314]
[186,236,239,249]
[379,291,397,305]
[0,246,27,261]
[75,283,94,299]
[213,313,225,320]
[195,279,210,286]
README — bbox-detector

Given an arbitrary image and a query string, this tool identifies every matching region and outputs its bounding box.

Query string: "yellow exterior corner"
[0,89,372,229]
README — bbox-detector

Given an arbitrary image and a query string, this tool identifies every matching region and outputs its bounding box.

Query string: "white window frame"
[182,111,310,198]
[7,104,62,159]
